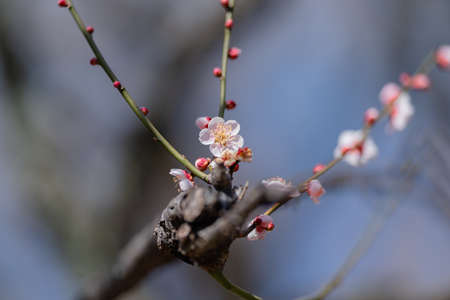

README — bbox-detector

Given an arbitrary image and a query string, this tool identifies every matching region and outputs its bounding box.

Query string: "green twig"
[65,0,208,182]
[208,270,262,300]
[218,0,236,117]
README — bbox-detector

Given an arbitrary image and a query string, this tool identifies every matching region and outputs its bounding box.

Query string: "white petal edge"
[199,129,215,145]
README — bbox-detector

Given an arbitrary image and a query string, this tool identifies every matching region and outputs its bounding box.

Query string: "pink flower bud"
[195,157,211,171]
[220,0,230,9]
[379,82,401,105]
[58,0,68,7]
[140,106,149,116]
[247,215,274,240]
[226,100,236,110]
[113,81,122,89]
[90,58,98,66]
[228,47,241,60]
[364,107,379,126]
[313,164,326,174]
[435,45,450,70]
[307,179,325,204]
[225,19,234,29]
[411,73,430,90]
[86,26,94,34]
[213,67,222,77]
[195,116,211,129]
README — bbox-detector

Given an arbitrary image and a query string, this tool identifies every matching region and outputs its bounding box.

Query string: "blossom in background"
[399,73,431,90]
[262,177,300,198]
[169,169,194,192]
[379,82,401,105]
[334,130,378,166]
[195,116,211,129]
[364,107,379,126]
[247,215,274,241]
[435,45,450,69]
[199,117,244,157]
[388,92,415,131]
[307,179,325,204]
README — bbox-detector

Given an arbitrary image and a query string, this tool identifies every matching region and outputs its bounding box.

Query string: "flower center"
[213,123,231,145]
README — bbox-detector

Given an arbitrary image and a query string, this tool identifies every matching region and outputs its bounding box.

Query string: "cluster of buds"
[435,45,450,70]
[247,215,275,241]
[399,72,431,90]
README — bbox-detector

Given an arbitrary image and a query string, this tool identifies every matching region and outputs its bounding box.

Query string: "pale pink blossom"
[333,130,378,166]
[388,92,414,131]
[215,149,237,167]
[198,117,244,157]
[399,73,430,90]
[236,147,253,162]
[195,116,211,129]
[169,168,194,192]
[435,45,450,69]
[307,179,325,204]
[379,82,401,105]
[262,177,300,198]
[247,215,274,241]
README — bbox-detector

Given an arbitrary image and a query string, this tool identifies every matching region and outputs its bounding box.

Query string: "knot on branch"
[154,184,289,272]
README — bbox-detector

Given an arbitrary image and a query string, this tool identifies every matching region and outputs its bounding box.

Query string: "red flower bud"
[364,107,379,126]
[225,19,233,30]
[313,164,326,174]
[140,106,149,116]
[113,81,121,89]
[220,0,229,9]
[90,58,98,66]
[228,47,241,60]
[86,26,95,34]
[195,157,211,171]
[213,67,222,77]
[226,100,236,110]
[58,0,68,7]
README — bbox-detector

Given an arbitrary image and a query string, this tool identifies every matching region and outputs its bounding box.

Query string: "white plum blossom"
[198,117,244,157]
[169,168,194,192]
[388,92,414,131]
[247,215,274,241]
[333,130,378,167]
[307,179,325,204]
[379,82,401,105]
[262,177,300,198]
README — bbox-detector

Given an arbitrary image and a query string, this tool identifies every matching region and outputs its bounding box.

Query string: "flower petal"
[169,168,185,178]
[208,117,224,131]
[225,120,240,135]
[209,143,224,157]
[179,179,194,191]
[199,128,214,145]
[227,135,244,149]
[247,228,266,241]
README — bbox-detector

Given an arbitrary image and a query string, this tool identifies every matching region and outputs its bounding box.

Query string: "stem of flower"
[208,270,262,300]
[218,0,236,118]
[65,0,208,182]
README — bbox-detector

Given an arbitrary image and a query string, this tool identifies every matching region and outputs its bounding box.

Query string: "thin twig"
[295,163,418,300]
[218,0,236,117]
[261,49,437,219]
[65,0,208,181]
[208,270,262,300]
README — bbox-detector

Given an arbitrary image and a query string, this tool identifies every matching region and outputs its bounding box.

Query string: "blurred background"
[1,0,450,299]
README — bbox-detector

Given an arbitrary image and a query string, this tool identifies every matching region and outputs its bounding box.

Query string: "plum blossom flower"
[379,83,401,105]
[195,116,211,129]
[247,215,274,241]
[215,149,237,167]
[307,179,325,204]
[388,92,414,131]
[334,130,378,167]
[364,107,379,126]
[198,117,244,157]
[169,169,194,192]
[262,177,300,198]
[435,45,450,69]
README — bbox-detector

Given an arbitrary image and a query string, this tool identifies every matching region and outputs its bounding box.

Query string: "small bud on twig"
[113,81,122,89]
[58,0,68,7]
[225,19,234,30]
[225,100,236,110]
[140,106,149,116]
[86,26,95,34]
[90,58,98,66]
[213,67,222,78]
[228,47,241,60]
